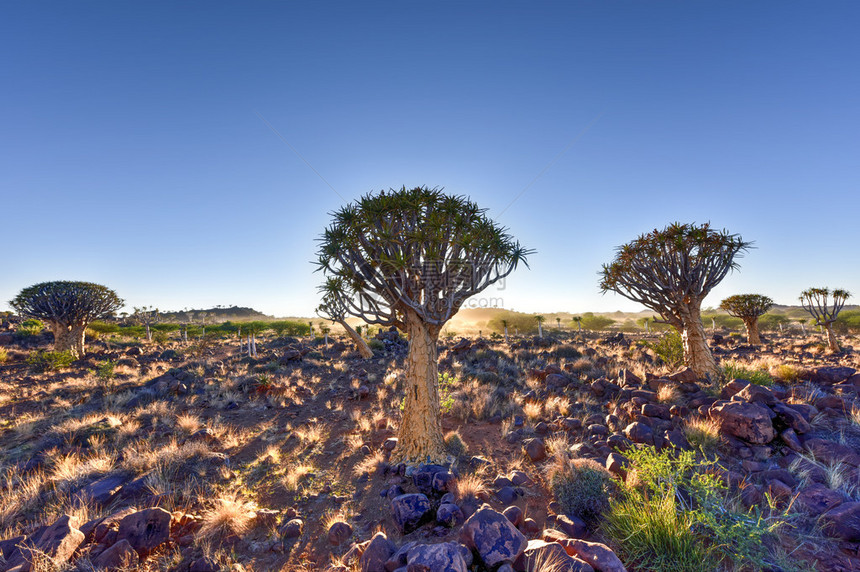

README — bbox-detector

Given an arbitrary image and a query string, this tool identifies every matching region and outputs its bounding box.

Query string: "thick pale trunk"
[538,323,543,338]
[681,312,719,380]
[51,322,86,358]
[145,323,152,342]
[504,326,509,343]
[744,318,761,345]
[800,323,806,335]
[824,323,840,352]
[340,320,373,359]
[396,312,445,465]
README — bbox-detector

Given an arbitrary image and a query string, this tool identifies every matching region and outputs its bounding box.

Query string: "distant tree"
[719,294,774,345]
[501,319,509,343]
[132,306,159,342]
[316,186,531,463]
[316,281,374,359]
[555,317,562,330]
[579,312,615,331]
[758,313,790,333]
[535,315,545,338]
[571,316,582,335]
[10,281,123,358]
[600,222,751,378]
[800,287,851,352]
[797,318,807,336]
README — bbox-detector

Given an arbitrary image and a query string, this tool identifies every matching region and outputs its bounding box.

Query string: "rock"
[605,453,629,480]
[779,428,803,452]
[623,422,653,445]
[436,503,464,527]
[405,542,469,572]
[383,438,398,451]
[189,557,220,572]
[733,384,777,406]
[2,514,85,572]
[460,505,528,568]
[558,538,627,572]
[328,521,353,546]
[521,540,593,572]
[116,507,172,557]
[279,518,303,539]
[412,465,449,495]
[821,501,860,541]
[797,483,844,515]
[359,532,395,572]
[520,518,541,536]
[523,438,547,462]
[553,514,586,539]
[510,471,532,486]
[804,438,860,467]
[710,401,775,444]
[78,473,131,506]
[391,494,432,533]
[546,374,570,390]
[771,402,811,434]
[496,486,518,504]
[813,366,856,384]
[503,506,523,527]
[91,538,140,569]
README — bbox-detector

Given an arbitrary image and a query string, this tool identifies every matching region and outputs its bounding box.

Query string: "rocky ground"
[1,325,860,571]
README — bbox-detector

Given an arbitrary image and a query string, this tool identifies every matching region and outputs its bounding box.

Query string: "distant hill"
[158,306,271,323]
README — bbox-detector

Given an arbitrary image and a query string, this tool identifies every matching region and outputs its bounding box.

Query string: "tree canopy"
[11,281,123,326]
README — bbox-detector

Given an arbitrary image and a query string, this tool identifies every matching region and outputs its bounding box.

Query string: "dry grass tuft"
[198,491,256,541]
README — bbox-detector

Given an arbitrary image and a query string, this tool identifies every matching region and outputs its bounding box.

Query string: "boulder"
[391,494,432,533]
[623,422,653,445]
[91,538,140,569]
[279,518,303,539]
[405,542,469,572]
[805,438,860,467]
[812,366,856,384]
[436,503,465,527]
[2,514,85,572]
[796,484,844,516]
[523,438,547,462]
[359,532,395,572]
[733,384,777,406]
[77,473,131,506]
[710,401,775,444]
[460,505,527,568]
[412,465,450,495]
[328,521,352,546]
[772,403,811,434]
[821,501,860,541]
[558,538,627,572]
[116,507,172,557]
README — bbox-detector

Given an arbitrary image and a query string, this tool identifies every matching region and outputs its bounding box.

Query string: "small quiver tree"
[10,281,123,358]
[719,294,773,346]
[599,222,750,380]
[316,186,531,464]
[535,315,545,338]
[800,288,851,352]
[317,283,374,359]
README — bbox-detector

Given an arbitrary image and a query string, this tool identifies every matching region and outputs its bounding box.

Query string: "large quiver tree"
[800,287,851,352]
[317,186,531,464]
[10,281,124,358]
[316,280,374,359]
[719,294,774,345]
[600,222,750,379]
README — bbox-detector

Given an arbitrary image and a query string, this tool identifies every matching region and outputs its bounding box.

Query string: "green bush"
[443,431,468,457]
[270,320,311,337]
[87,321,120,336]
[551,345,582,360]
[603,447,787,572]
[17,319,44,337]
[368,339,385,351]
[550,458,615,525]
[96,359,116,381]
[0,348,7,364]
[643,330,683,368]
[835,310,860,334]
[579,312,615,331]
[27,350,75,372]
[723,361,773,386]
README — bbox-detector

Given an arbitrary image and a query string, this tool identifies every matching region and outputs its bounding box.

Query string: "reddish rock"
[359,532,394,572]
[460,505,527,568]
[710,401,775,444]
[3,514,85,572]
[821,501,860,541]
[805,438,860,467]
[116,507,172,557]
[797,484,844,515]
[667,367,699,384]
[327,521,353,546]
[733,384,777,406]
[91,538,140,569]
[605,453,629,480]
[520,539,593,572]
[523,438,547,462]
[558,538,627,572]
[623,422,653,445]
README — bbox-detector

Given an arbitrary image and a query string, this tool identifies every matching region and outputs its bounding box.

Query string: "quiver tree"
[132,306,159,342]
[316,186,531,464]
[800,288,851,352]
[317,282,374,359]
[600,222,751,379]
[535,315,545,338]
[719,294,773,345]
[10,281,124,358]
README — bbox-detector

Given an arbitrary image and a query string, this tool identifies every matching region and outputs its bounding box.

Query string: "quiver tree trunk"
[679,310,719,380]
[339,320,373,359]
[743,318,762,345]
[824,323,841,352]
[51,322,86,358]
[397,312,445,465]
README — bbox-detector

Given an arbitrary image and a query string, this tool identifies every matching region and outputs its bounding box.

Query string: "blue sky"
[2,2,858,317]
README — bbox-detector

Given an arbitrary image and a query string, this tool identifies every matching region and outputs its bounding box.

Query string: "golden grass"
[283,464,314,492]
[657,384,680,403]
[198,491,256,541]
[353,452,386,477]
[523,401,543,421]
[452,473,488,502]
[683,417,721,455]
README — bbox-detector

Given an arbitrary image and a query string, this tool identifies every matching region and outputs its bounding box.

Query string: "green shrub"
[723,361,773,386]
[27,350,75,372]
[96,359,116,381]
[17,319,44,337]
[551,345,581,360]
[270,320,311,337]
[368,339,385,351]
[0,348,7,364]
[643,330,683,368]
[550,458,615,525]
[603,447,785,572]
[579,312,615,331]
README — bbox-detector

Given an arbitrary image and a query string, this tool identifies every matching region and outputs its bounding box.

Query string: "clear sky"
[2,2,858,317]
